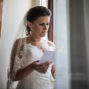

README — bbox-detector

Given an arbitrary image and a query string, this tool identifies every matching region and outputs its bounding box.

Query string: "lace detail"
[7,39,55,89]
[12,55,23,79]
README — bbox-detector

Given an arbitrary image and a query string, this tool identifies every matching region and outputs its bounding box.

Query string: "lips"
[41,31,46,33]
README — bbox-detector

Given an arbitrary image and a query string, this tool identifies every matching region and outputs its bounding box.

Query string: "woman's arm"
[10,39,34,81]
[12,62,34,81]
[12,60,50,81]
[51,64,55,78]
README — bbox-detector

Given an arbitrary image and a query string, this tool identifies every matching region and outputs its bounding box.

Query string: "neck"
[28,34,41,43]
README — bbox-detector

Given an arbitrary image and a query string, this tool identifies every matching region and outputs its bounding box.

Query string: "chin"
[41,33,46,37]
[40,35,45,37]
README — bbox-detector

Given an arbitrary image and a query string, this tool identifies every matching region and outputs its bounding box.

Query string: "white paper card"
[39,51,55,64]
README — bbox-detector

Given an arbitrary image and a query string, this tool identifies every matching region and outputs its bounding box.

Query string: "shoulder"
[14,37,27,45]
[47,40,55,50]
[14,38,25,44]
[13,38,26,51]
[47,40,55,46]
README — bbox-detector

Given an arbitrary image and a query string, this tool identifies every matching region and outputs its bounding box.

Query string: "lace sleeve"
[7,51,24,89]
[11,51,24,80]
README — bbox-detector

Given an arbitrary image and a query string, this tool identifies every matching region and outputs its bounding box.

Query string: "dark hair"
[26,6,52,36]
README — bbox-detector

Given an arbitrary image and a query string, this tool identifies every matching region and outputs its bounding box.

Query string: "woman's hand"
[31,60,51,73]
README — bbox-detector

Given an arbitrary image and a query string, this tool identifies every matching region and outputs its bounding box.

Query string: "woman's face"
[28,16,50,37]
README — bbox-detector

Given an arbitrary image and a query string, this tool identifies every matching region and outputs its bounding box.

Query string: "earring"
[30,27,32,31]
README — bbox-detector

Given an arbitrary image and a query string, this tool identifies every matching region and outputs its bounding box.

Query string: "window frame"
[48,0,54,42]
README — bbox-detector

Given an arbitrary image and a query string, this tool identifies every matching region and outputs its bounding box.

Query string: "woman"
[8,6,55,89]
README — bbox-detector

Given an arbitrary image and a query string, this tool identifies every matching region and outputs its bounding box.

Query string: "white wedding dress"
[9,39,55,89]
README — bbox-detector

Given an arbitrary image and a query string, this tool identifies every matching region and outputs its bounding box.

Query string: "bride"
[7,6,55,89]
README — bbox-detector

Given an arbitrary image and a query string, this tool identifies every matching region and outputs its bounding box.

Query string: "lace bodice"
[8,39,55,89]
[13,39,55,75]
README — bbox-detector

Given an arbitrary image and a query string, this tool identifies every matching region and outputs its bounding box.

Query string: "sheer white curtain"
[54,0,71,89]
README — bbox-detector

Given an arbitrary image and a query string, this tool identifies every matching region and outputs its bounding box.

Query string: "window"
[48,0,54,42]
[40,0,48,7]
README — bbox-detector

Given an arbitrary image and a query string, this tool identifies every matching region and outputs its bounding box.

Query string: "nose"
[43,25,48,30]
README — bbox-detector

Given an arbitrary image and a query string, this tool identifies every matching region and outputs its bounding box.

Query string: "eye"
[39,23,45,26]
[39,23,50,26]
[46,23,50,26]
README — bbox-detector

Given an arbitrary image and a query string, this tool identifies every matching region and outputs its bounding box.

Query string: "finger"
[34,60,39,64]
[35,60,39,63]
[45,61,52,64]
[44,62,50,66]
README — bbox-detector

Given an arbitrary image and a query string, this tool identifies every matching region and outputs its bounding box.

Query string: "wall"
[84,0,89,84]
[69,0,89,89]
[0,0,31,89]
